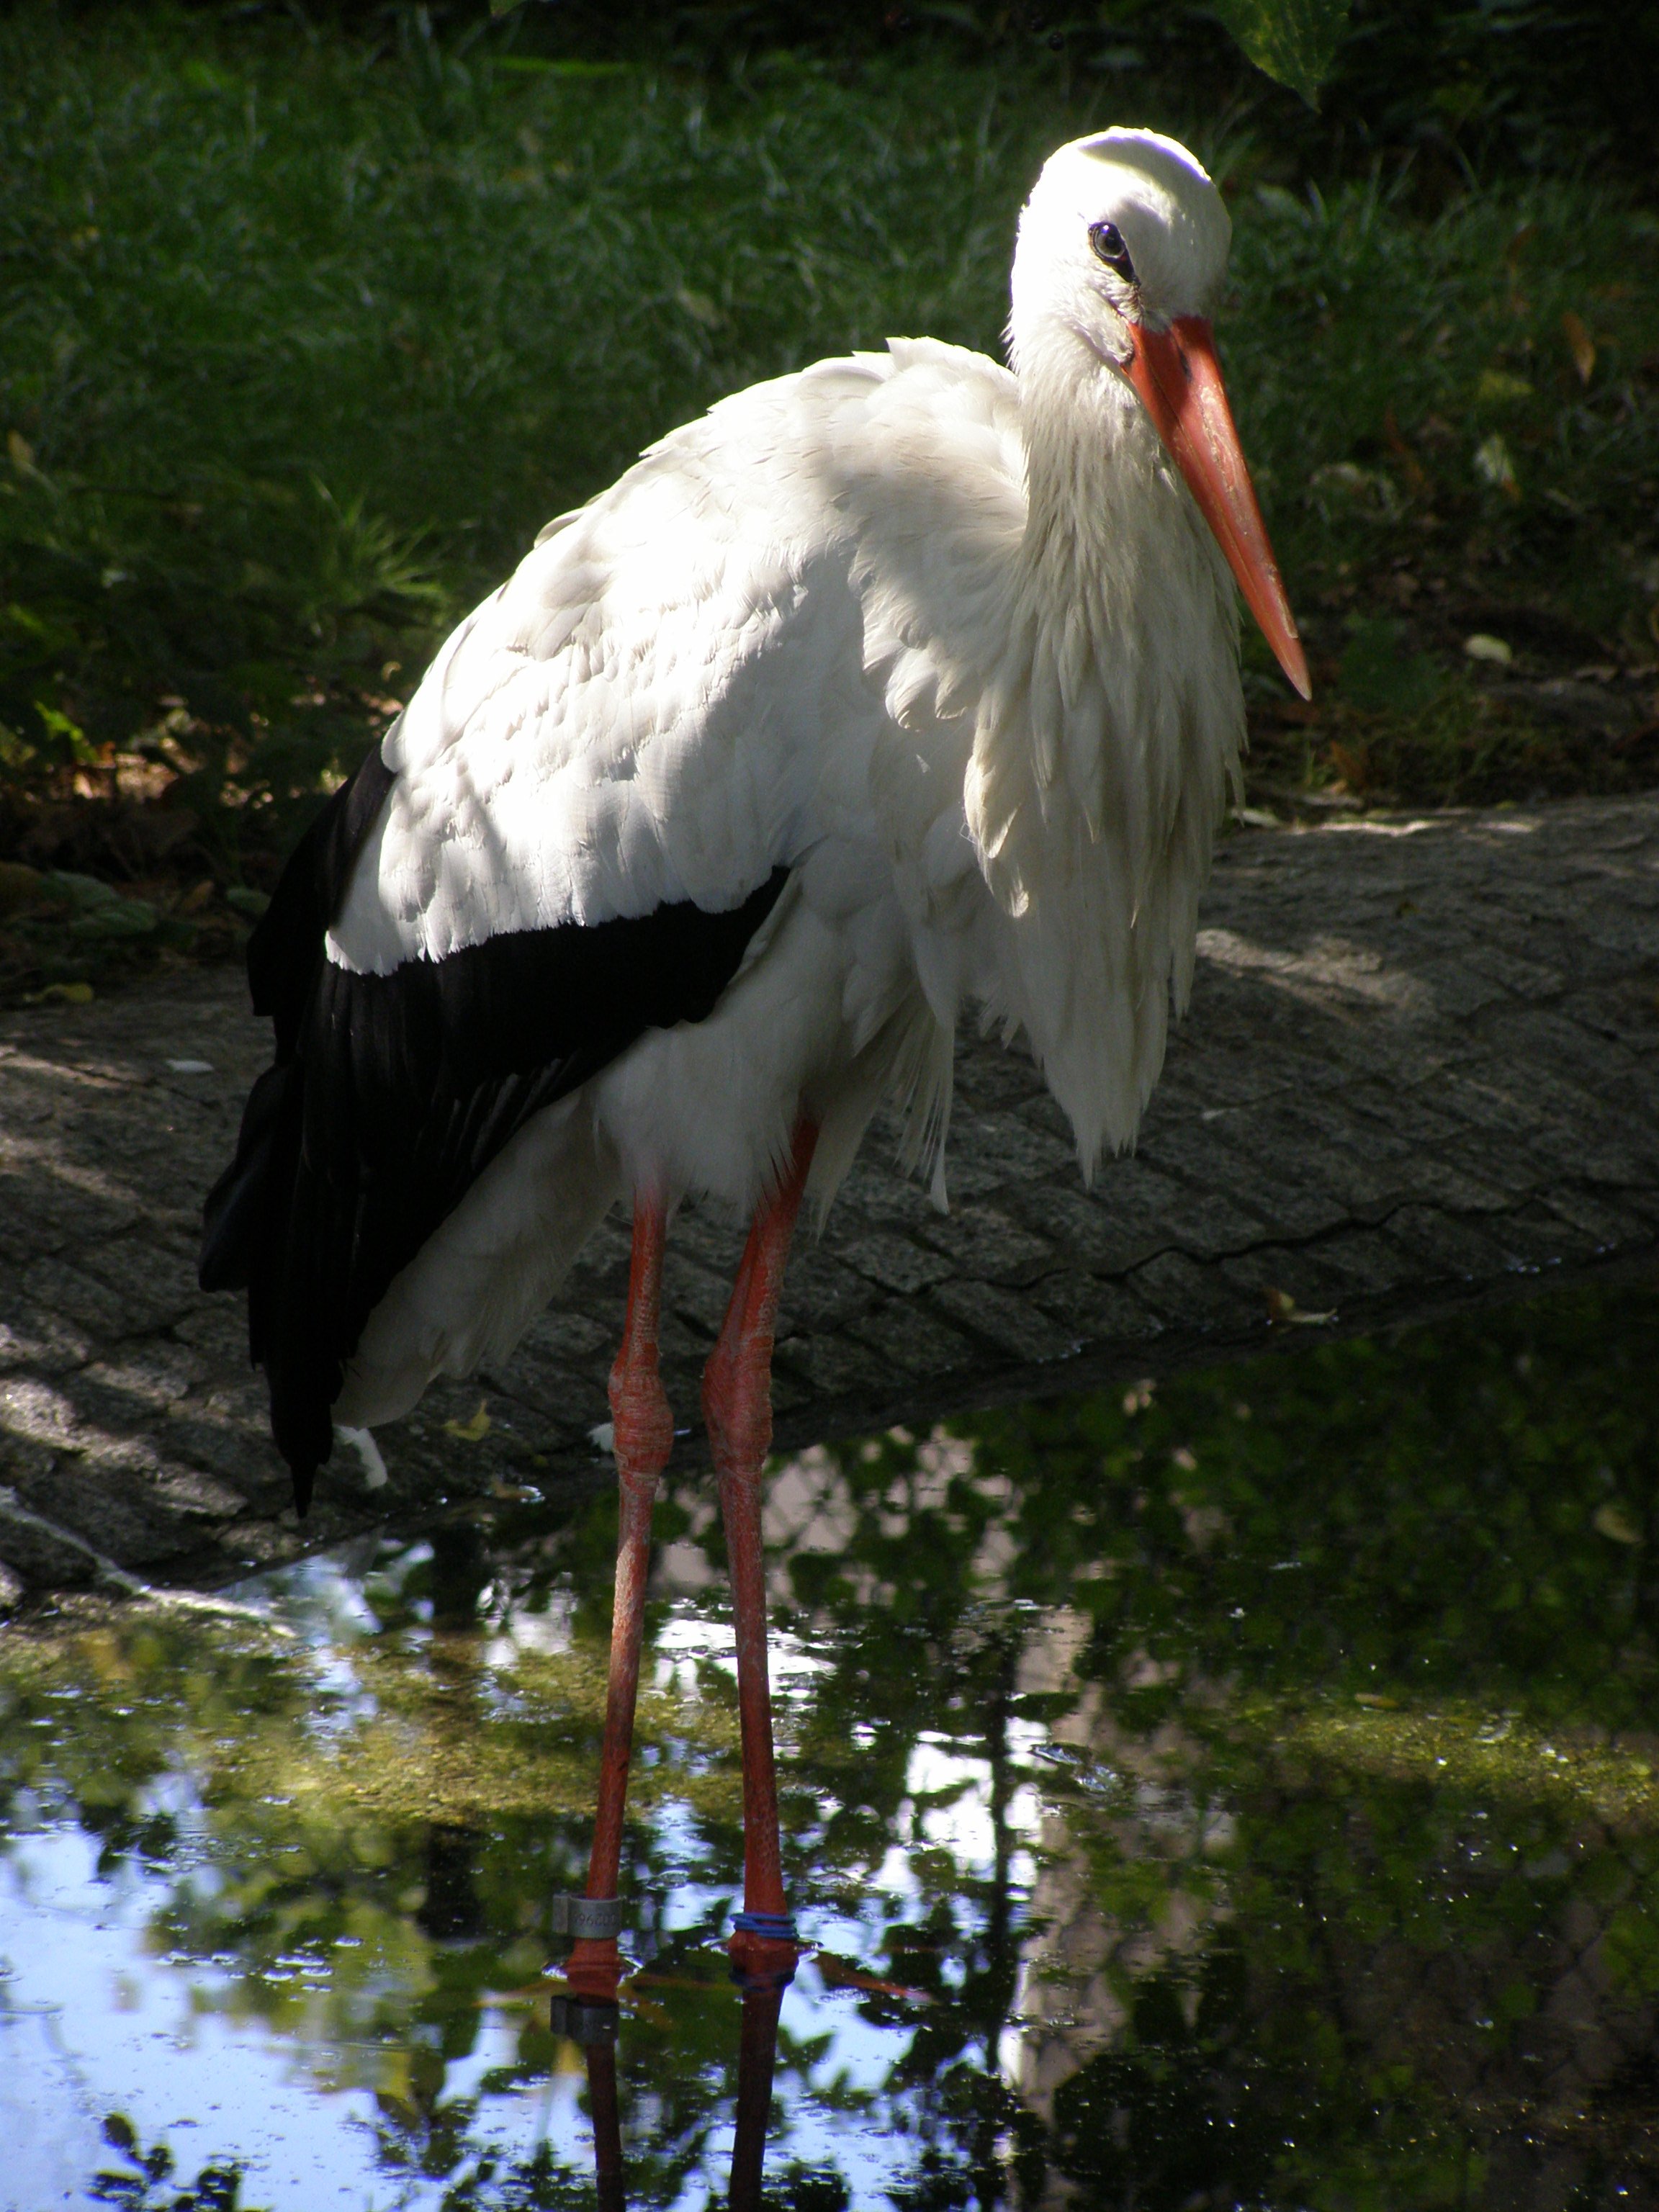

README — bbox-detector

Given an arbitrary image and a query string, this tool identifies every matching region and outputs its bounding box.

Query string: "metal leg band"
[551,1894,625,1940]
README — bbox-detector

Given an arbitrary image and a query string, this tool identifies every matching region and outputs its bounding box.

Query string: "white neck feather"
[961,314,1244,1170]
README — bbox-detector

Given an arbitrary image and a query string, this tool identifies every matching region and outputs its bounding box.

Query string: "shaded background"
[0,0,1655,999]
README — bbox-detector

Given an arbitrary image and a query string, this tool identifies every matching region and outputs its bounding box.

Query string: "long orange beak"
[1125,315,1311,700]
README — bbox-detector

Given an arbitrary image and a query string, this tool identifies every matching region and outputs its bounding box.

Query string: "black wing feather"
[202,742,788,1510]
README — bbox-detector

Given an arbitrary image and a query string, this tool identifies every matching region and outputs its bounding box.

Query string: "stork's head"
[1011,128,1310,698]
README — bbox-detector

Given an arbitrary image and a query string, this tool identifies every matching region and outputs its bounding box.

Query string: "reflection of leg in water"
[587,2035,626,2212]
[566,1200,674,2000]
[703,1120,817,1982]
[549,1995,626,2211]
[727,1975,790,2212]
[553,1970,789,2212]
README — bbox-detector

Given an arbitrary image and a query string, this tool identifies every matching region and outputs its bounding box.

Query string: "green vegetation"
[5,1278,1659,2204]
[1,4,1655,1000]
[1207,0,1352,106]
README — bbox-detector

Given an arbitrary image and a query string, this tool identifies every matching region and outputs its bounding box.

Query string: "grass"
[1,6,1656,996]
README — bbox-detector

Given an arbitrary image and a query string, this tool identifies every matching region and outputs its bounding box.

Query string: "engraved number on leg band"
[551,1894,625,1940]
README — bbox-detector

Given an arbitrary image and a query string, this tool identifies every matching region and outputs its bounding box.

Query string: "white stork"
[202,127,1307,1989]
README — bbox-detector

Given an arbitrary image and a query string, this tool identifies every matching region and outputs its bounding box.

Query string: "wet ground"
[4,1274,1659,2211]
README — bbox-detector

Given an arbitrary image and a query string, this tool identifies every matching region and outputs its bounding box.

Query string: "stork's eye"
[1089,220,1136,284]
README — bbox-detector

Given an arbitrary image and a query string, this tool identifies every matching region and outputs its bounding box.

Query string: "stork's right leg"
[566,1197,673,1997]
[703,1120,817,1979]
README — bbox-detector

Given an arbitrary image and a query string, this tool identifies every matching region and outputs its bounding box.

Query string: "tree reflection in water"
[2,1278,1658,2206]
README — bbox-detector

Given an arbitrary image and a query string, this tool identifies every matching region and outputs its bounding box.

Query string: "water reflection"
[3,1280,1659,2207]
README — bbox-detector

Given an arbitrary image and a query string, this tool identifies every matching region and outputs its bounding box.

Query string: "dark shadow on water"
[4,1276,1659,2207]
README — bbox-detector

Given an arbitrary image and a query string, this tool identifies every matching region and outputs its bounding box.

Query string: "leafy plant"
[1211,0,1352,104]
[1339,614,1446,712]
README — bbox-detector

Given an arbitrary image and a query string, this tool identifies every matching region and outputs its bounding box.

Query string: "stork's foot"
[728,1920,801,1990]
[562,1939,625,2001]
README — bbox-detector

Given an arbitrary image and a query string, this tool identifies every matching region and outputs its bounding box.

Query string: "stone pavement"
[2,793,1658,1604]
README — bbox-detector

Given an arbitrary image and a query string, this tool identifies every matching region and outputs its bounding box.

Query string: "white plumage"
[203,121,1308,1968]
[206,124,1307,1480]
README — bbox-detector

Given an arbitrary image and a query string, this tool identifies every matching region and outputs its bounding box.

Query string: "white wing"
[328,338,1028,979]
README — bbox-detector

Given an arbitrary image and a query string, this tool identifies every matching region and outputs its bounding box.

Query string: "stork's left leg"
[565,1197,673,2000]
[703,1119,817,1974]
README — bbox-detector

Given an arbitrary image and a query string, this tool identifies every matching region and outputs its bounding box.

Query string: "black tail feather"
[199,1063,295,1294]
[248,747,397,1051]
[199,746,395,1499]
[201,719,791,1510]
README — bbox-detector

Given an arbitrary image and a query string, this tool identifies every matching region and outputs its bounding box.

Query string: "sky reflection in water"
[4,1279,1659,2210]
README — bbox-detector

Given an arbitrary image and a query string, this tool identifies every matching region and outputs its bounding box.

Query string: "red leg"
[703,1120,817,1975]
[567,1197,673,1998]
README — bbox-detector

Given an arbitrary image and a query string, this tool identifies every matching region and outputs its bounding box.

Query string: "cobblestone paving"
[3,793,1658,1601]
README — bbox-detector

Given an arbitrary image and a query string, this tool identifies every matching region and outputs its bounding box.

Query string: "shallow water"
[4,1279,1659,2211]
